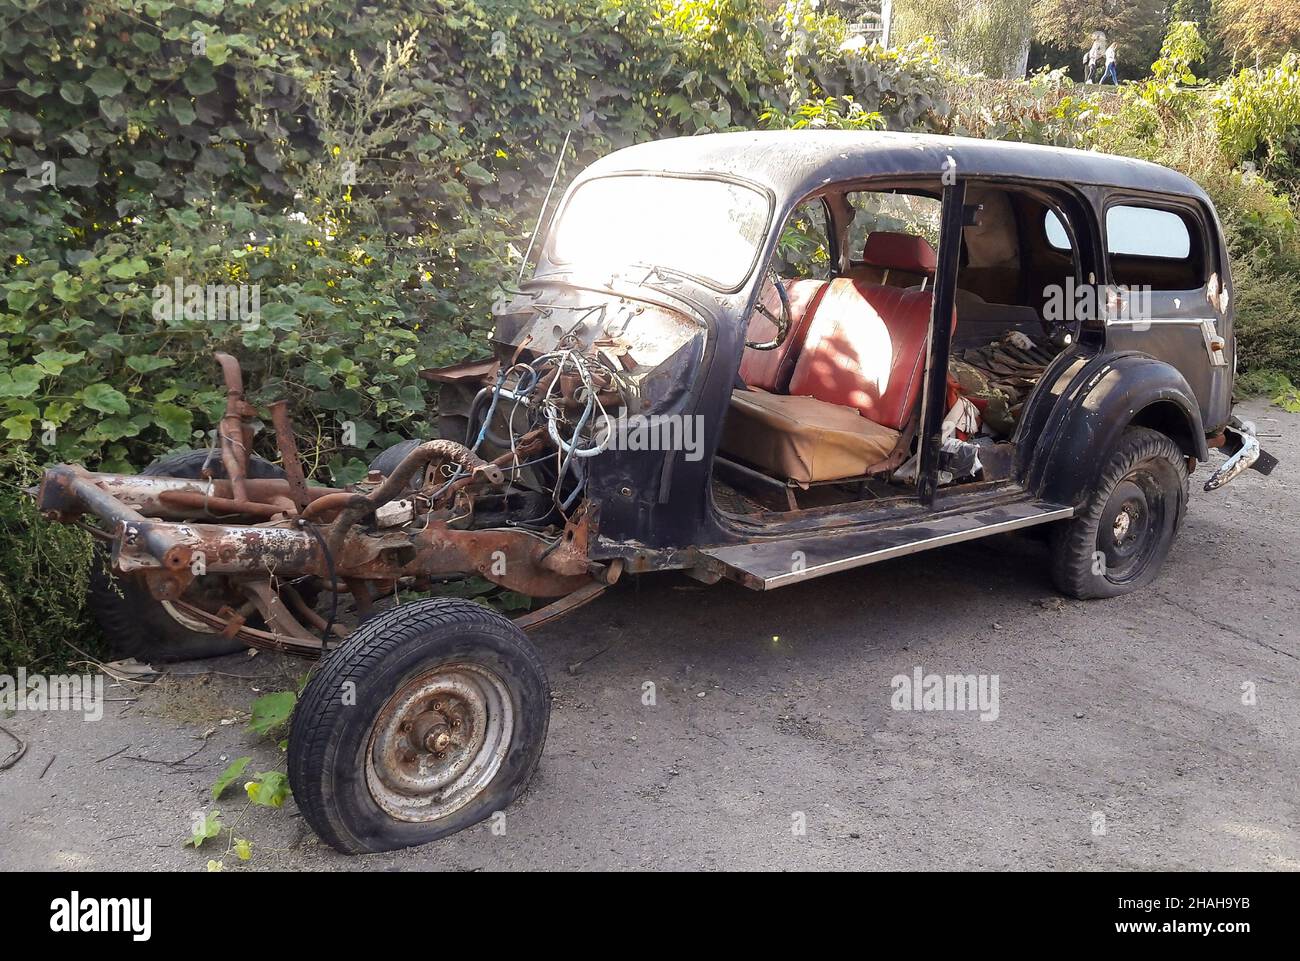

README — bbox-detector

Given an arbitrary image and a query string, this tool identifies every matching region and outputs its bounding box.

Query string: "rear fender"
[1017,350,1209,507]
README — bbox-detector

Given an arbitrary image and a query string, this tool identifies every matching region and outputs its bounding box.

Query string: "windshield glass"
[550,175,769,290]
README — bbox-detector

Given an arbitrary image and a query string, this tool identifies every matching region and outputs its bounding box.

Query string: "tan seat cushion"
[721,389,900,485]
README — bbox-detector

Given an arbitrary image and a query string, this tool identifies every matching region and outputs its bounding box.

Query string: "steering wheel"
[745,268,793,351]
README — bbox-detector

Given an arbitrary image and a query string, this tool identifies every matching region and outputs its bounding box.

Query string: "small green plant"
[210,756,252,801]
[187,810,223,849]
[187,689,299,866]
[247,691,297,738]
[245,771,291,809]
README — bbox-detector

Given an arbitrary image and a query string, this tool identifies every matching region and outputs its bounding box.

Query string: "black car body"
[486,130,1269,591]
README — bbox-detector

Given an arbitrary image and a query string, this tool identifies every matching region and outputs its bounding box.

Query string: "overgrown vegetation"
[0,450,98,673]
[0,0,952,485]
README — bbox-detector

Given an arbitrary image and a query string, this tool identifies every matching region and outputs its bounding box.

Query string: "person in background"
[1101,42,1119,84]
[1084,31,1106,84]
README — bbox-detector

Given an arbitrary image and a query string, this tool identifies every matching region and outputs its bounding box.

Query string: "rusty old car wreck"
[34,131,1275,852]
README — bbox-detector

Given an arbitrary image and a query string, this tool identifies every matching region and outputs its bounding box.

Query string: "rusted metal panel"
[48,461,600,598]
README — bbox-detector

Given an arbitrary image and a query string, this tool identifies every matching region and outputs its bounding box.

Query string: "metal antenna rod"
[517,129,574,286]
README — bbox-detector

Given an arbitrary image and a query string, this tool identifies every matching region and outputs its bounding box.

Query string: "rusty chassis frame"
[35,353,618,657]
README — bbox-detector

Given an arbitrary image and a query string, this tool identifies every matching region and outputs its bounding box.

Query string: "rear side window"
[1105,203,1203,290]
[1106,206,1191,258]
[1044,210,1071,250]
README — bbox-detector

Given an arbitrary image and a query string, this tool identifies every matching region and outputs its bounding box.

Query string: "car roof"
[578,130,1209,205]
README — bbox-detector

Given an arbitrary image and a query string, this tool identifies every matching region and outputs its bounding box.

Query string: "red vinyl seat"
[786,279,937,431]
[845,231,937,288]
[723,276,953,483]
[863,231,937,275]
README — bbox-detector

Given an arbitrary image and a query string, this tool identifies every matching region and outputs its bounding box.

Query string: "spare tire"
[368,439,423,491]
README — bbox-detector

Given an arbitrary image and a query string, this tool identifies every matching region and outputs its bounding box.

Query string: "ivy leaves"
[244,771,290,808]
[81,385,130,416]
[187,810,223,848]
[211,756,252,801]
[247,690,295,737]
[85,67,128,100]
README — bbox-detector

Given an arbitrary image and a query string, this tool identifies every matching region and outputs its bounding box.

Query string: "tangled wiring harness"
[467,338,632,519]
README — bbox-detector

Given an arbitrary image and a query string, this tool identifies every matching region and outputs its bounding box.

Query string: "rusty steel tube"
[299,490,361,522]
[270,399,311,512]
[157,489,286,519]
[39,469,345,521]
[214,351,251,502]
[374,439,506,504]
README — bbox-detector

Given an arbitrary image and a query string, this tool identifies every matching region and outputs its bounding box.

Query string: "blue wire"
[471,369,507,453]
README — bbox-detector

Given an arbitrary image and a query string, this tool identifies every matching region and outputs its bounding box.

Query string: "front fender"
[1017,349,1209,508]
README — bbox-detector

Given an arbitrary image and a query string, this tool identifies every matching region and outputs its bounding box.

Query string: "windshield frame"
[543,170,776,295]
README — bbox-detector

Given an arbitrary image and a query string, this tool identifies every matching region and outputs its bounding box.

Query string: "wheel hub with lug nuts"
[1098,474,1164,584]
[366,664,513,823]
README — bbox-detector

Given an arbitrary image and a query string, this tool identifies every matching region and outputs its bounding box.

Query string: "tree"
[1168,0,1228,78]
[1031,0,1168,78]
[1215,0,1300,67]
[893,0,1035,77]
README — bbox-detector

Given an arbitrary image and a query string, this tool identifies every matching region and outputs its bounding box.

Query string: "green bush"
[1213,54,1300,188]
[1229,249,1300,387]
[0,452,99,674]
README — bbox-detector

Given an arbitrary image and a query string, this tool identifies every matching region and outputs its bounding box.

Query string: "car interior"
[713,179,1085,516]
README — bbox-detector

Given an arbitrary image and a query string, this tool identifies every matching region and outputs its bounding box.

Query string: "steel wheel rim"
[365,663,514,823]
[158,575,243,634]
[160,599,221,633]
[1098,472,1165,584]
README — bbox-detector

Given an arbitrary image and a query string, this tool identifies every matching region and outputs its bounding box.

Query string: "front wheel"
[1050,427,1189,599]
[288,598,550,854]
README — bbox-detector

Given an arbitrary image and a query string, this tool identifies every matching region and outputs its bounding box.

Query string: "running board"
[700,501,1074,590]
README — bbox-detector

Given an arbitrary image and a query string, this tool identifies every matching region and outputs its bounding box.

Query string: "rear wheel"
[87,449,287,662]
[289,598,550,854]
[1050,427,1188,599]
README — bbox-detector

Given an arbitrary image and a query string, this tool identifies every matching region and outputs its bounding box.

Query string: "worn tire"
[288,597,550,854]
[1050,427,1188,599]
[87,449,285,662]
